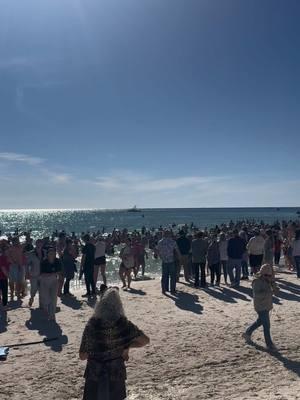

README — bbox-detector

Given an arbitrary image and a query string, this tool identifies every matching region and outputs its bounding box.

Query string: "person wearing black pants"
[191,232,209,288]
[207,236,221,286]
[80,235,96,297]
[209,263,221,286]
[0,253,9,308]
[84,266,96,296]
[193,262,207,288]
[0,279,8,307]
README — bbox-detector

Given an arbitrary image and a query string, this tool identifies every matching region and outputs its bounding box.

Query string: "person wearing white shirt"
[247,230,265,274]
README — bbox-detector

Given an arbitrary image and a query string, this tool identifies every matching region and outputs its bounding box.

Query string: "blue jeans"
[241,260,249,278]
[161,262,176,293]
[227,258,242,286]
[246,310,273,347]
[221,260,228,283]
[294,256,300,278]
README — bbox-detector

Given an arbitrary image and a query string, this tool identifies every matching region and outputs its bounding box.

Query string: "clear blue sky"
[0,0,300,208]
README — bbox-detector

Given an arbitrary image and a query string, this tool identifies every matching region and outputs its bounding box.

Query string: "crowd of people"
[0,219,299,320]
[1,219,300,398]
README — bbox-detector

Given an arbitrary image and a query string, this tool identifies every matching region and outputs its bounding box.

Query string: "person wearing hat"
[243,264,279,350]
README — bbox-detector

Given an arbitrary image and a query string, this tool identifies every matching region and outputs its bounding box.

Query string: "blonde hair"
[93,288,125,322]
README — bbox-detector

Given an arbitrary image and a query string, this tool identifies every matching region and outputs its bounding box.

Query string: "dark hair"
[47,247,56,254]
[83,234,90,242]
[196,231,203,239]
[295,229,300,240]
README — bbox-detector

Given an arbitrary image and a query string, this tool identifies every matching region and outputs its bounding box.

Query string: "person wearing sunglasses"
[243,264,279,351]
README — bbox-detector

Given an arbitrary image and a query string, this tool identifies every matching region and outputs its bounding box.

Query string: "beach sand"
[0,271,300,400]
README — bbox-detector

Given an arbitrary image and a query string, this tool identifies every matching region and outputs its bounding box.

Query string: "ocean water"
[0,207,299,238]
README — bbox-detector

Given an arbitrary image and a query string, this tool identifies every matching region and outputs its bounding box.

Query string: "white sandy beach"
[0,270,300,400]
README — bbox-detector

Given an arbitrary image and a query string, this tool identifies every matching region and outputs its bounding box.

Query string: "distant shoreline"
[0,206,300,212]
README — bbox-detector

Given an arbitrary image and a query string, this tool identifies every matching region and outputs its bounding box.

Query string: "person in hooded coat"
[243,264,279,350]
[79,287,149,400]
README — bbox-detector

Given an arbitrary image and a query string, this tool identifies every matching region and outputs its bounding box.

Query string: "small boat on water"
[127,205,142,212]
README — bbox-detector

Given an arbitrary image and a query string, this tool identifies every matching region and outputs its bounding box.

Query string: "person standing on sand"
[25,248,41,308]
[247,229,265,274]
[192,231,209,288]
[156,230,180,295]
[243,264,279,351]
[94,236,107,288]
[0,250,10,310]
[218,233,228,285]
[79,287,149,400]
[80,234,96,298]
[227,230,246,288]
[61,239,77,296]
[263,229,274,265]
[273,233,282,266]
[292,229,300,278]
[119,238,135,291]
[207,235,221,286]
[176,230,191,282]
[39,247,62,321]
[7,237,26,301]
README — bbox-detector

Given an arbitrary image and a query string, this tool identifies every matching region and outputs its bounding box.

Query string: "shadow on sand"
[7,299,23,310]
[165,290,203,314]
[127,288,146,296]
[249,341,300,378]
[25,309,68,352]
[203,287,237,304]
[60,294,83,310]
[132,275,154,282]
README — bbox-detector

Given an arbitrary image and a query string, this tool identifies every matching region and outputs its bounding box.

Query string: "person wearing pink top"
[6,237,26,301]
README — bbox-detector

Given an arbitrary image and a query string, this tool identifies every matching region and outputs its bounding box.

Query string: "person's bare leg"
[119,266,126,288]
[93,265,99,287]
[9,283,15,301]
[100,265,107,286]
[16,283,22,300]
[57,274,64,296]
[134,263,139,278]
[127,270,132,289]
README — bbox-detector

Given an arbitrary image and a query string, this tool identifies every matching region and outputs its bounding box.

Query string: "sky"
[0,0,300,209]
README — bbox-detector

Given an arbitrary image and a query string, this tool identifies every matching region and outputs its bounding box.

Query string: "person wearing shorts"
[7,237,26,300]
[119,239,135,290]
[94,237,107,287]
[9,264,25,300]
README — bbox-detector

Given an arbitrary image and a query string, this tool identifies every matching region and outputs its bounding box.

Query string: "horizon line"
[0,206,300,212]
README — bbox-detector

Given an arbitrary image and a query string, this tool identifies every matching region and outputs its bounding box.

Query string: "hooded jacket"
[252,276,279,312]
